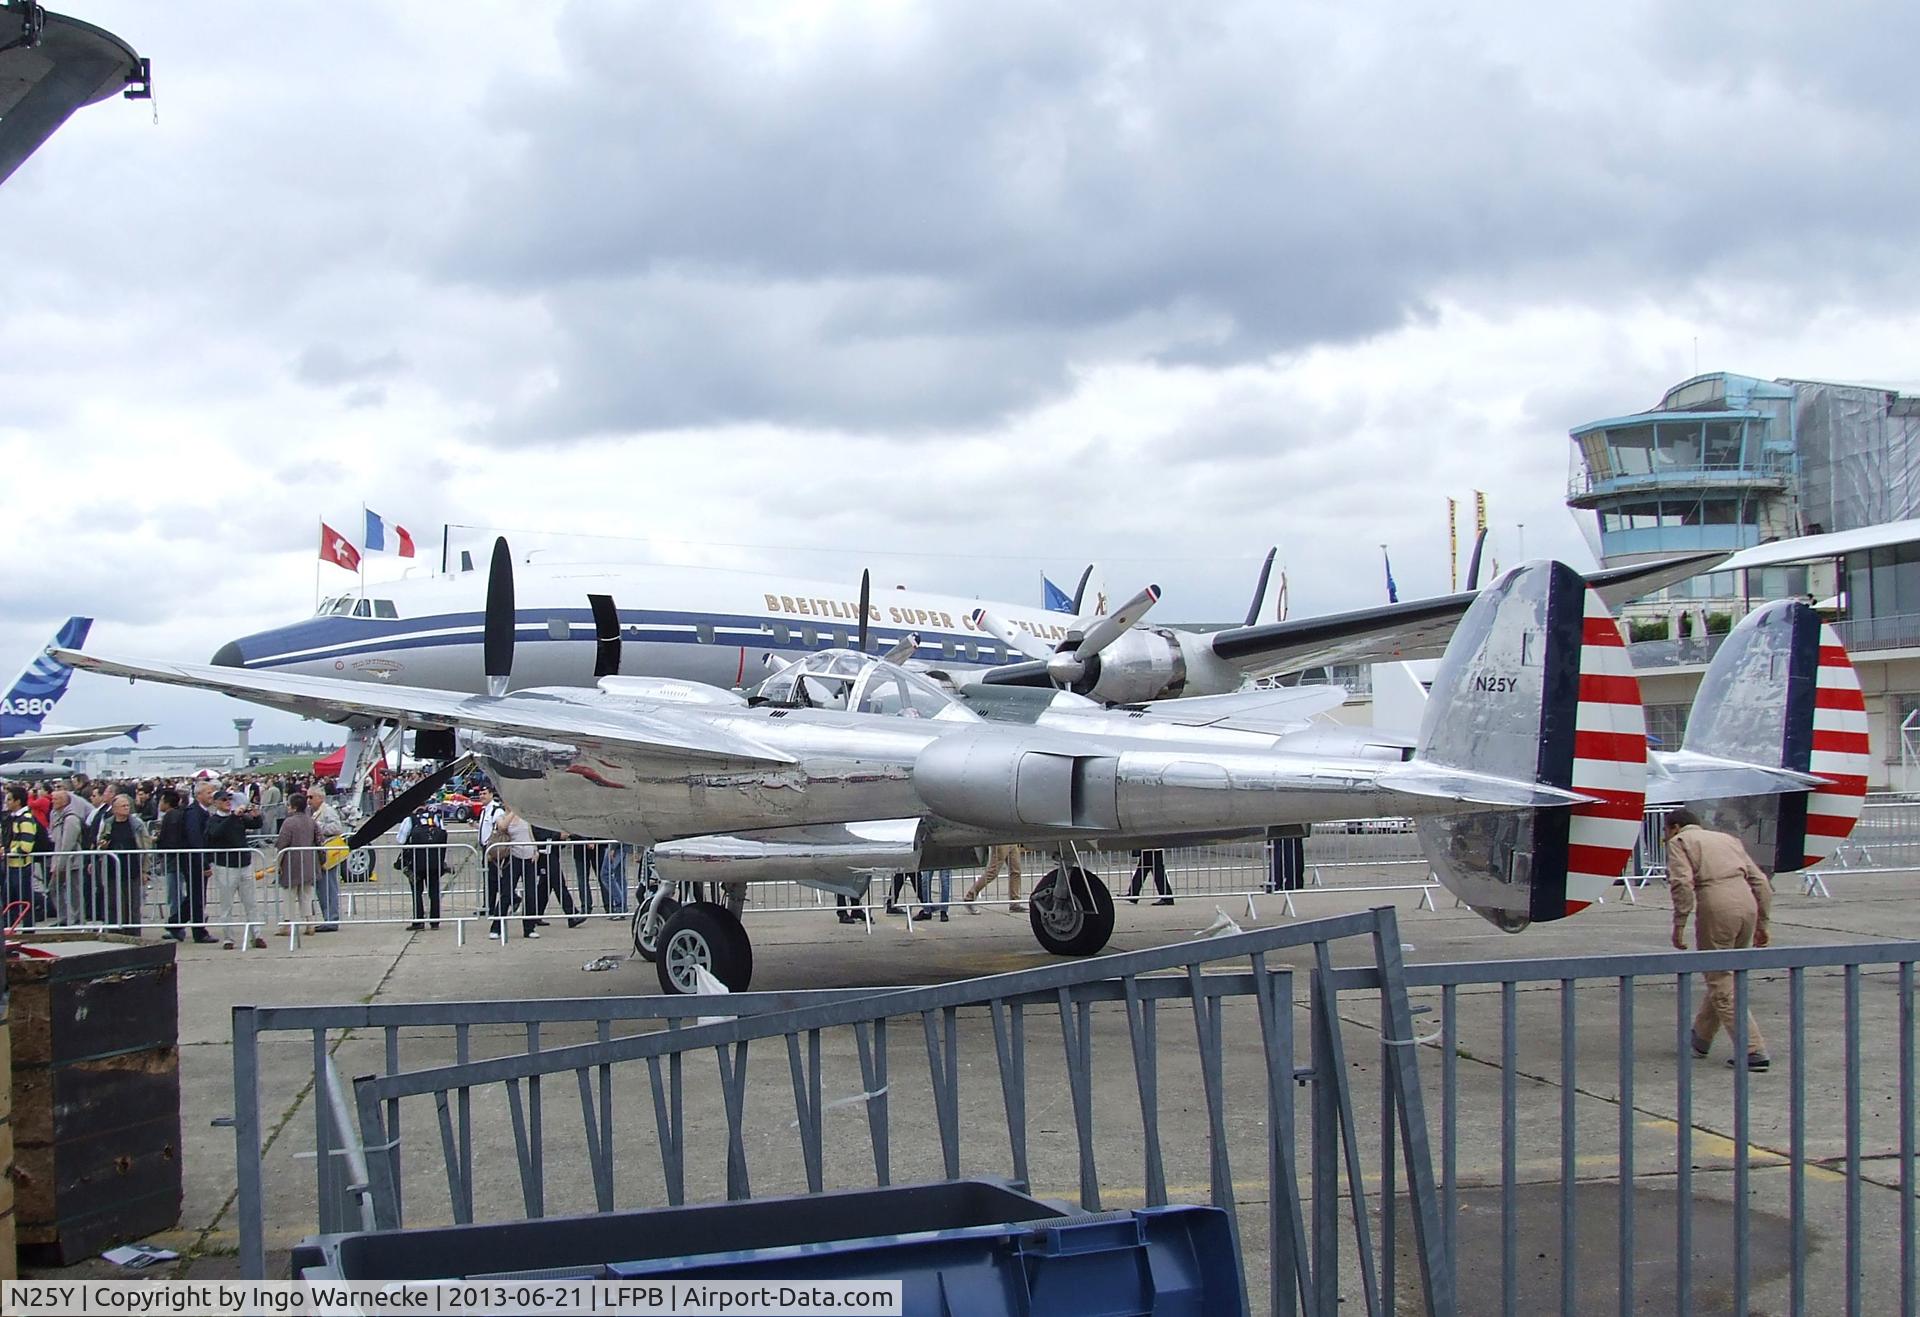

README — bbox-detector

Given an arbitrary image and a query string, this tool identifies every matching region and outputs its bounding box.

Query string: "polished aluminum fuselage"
[473,686,1456,854]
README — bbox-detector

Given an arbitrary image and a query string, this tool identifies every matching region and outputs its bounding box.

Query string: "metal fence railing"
[223,919,1920,1315]
[9,797,1914,944]
[238,907,1452,1313]
[1325,942,1920,1317]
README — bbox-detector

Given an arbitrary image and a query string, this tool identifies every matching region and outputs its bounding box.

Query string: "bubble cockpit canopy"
[754,650,977,723]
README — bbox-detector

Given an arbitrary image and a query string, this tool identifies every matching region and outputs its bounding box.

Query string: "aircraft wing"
[1204,551,1726,679]
[0,723,146,755]
[1129,683,1348,731]
[50,649,794,766]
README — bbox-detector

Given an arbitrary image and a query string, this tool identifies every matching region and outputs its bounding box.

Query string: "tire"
[631,894,680,962]
[1028,867,1116,956]
[345,848,375,883]
[656,901,754,994]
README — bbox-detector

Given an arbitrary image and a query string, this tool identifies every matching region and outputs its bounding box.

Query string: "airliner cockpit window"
[352,599,372,618]
[373,600,398,619]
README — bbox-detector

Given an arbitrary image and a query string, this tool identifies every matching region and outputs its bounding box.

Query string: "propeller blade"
[1070,583,1160,658]
[857,569,871,653]
[1244,547,1277,628]
[969,608,1051,661]
[484,537,515,697]
[1070,564,1095,615]
[1464,527,1489,591]
[347,752,474,850]
[588,593,621,677]
[882,633,919,664]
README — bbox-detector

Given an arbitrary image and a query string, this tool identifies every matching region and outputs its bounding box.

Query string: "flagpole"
[315,517,322,611]
[358,502,368,600]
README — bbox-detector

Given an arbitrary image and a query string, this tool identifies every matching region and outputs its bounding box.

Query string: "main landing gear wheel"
[1029,867,1115,957]
[345,848,375,883]
[631,895,681,962]
[656,901,754,995]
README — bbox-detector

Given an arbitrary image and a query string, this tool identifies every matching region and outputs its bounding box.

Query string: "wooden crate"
[7,938,180,1267]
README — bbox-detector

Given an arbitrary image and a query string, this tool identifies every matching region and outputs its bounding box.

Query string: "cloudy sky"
[4,1,1917,747]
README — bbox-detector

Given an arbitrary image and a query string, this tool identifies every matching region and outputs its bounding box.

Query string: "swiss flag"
[319,522,361,571]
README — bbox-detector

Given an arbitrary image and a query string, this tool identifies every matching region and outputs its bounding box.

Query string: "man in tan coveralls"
[1664,808,1773,1071]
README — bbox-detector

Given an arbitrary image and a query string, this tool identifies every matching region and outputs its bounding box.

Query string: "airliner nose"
[211,641,245,667]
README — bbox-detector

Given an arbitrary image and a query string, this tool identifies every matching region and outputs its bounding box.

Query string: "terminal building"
[1566,372,1920,791]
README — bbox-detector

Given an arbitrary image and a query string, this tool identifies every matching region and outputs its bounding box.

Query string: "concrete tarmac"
[18,869,1918,1314]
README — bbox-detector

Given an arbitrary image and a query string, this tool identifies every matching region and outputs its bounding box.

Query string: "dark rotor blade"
[857,569,871,653]
[484,537,515,696]
[588,593,621,677]
[1070,564,1095,616]
[347,752,474,850]
[1464,527,1489,590]
[1245,547,1277,628]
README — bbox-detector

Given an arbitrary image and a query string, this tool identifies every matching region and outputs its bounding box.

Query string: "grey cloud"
[294,345,408,389]
[425,1,1920,442]
[494,273,1070,437]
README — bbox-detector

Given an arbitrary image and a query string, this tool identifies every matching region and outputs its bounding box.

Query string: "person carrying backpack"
[398,808,449,930]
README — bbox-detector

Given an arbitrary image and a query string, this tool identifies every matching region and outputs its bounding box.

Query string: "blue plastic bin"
[292,1179,1243,1314]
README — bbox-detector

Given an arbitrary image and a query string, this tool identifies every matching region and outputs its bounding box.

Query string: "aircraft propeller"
[1069,564,1095,615]
[484,536,515,698]
[346,751,476,850]
[588,592,621,677]
[1244,547,1278,627]
[968,607,1051,661]
[1465,527,1489,591]
[1044,583,1161,689]
[856,569,871,653]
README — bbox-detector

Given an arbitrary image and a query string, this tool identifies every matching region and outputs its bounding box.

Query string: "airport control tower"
[0,1,148,187]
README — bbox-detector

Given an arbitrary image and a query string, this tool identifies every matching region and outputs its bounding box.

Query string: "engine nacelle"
[912,733,1120,833]
[1077,628,1244,705]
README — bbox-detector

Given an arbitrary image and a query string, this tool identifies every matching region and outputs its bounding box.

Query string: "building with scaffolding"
[1568,372,1920,609]
[1567,372,1920,790]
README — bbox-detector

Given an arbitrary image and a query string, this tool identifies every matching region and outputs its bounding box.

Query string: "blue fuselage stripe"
[239,609,1004,669]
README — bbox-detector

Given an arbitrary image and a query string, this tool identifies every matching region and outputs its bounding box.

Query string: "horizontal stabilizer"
[1645,749,1826,807]
[1378,762,1594,809]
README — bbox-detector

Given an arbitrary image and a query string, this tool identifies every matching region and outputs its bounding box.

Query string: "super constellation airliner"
[209,550,1722,707]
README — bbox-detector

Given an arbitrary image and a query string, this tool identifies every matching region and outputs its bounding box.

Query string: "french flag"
[365,508,416,557]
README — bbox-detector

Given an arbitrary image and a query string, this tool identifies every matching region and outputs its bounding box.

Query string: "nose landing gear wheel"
[656,900,754,995]
[1028,866,1115,956]
[631,895,681,962]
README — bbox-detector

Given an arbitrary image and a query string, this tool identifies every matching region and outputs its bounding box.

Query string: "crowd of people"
[0,770,355,945]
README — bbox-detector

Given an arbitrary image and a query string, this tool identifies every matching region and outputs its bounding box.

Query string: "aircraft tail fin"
[1412,562,1646,930]
[1682,600,1869,872]
[1,617,93,737]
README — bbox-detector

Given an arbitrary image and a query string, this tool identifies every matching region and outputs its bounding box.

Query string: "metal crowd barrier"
[227,921,1920,1315]
[17,794,1914,945]
[235,907,1450,1313]
[1327,942,1920,1317]
[5,846,273,940]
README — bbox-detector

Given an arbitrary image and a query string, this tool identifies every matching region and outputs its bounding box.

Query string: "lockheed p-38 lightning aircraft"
[55,543,1864,993]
